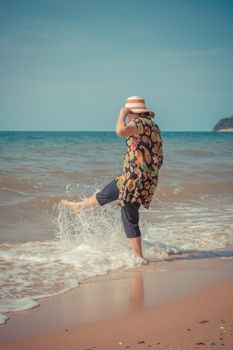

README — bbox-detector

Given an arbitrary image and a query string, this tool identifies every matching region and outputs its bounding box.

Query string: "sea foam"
[0,202,143,324]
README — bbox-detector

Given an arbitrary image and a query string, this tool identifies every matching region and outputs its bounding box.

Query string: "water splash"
[0,201,143,325]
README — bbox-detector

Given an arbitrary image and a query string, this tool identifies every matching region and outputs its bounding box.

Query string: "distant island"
[213,115,233,132]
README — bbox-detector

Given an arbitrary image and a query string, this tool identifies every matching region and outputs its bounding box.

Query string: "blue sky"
[0,0,232,131]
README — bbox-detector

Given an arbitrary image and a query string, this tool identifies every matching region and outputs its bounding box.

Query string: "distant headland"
[213,115,233,132]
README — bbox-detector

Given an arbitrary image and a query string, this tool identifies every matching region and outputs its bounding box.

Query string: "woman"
[63,96,163,259]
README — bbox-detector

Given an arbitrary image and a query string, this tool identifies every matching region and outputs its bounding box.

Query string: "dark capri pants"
[95,179,141,238]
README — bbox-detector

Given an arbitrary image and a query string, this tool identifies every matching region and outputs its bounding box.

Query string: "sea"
[0,131,233,325]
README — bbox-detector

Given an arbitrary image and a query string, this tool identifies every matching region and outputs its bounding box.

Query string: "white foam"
[0,313,9,325]
[143,202,233,258]
[0,297,39,313]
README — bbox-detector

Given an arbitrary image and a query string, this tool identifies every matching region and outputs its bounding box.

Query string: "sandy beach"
[1,257,233,350]
[216,128,233,132]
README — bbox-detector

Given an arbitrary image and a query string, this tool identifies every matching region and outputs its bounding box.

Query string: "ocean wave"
[50,170,86,181]
[176,149,215,157]
[1,180,232,227]
[50,169,115,181]
[154,180,233,204]
[0,173,46,195]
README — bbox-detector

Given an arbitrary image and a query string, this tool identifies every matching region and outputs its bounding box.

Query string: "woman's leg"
[62,179,119,213]
[128,236,143,258]
[121,204,143,258]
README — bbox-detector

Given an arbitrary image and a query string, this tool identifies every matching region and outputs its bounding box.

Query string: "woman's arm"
[115,108,138,137]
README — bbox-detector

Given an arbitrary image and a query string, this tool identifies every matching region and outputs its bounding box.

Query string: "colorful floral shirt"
[116,114,163,209]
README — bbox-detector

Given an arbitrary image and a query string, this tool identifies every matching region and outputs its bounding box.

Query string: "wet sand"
[0,258,233,349]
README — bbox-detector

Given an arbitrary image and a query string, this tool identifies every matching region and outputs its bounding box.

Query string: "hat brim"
[128,108,150,113]
[128,108,155,118]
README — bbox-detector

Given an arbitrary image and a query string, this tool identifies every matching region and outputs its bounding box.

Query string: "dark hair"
[139,111,154,118]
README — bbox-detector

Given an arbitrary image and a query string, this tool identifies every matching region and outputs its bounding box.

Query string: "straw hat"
[125,96,152,114]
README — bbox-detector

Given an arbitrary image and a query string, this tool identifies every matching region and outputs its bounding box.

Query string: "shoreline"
[0,257,233,349]
[216,128,233,132]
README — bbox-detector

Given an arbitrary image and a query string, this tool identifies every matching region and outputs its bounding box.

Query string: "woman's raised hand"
[119,107,129,119]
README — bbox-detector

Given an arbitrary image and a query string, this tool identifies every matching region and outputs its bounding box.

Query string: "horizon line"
[0,129,215,133]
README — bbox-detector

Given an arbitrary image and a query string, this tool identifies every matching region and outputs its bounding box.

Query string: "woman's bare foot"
[62,195,99,214]
[62,199,82,214]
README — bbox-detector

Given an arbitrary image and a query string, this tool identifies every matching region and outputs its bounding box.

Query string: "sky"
[0,0,233,131]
